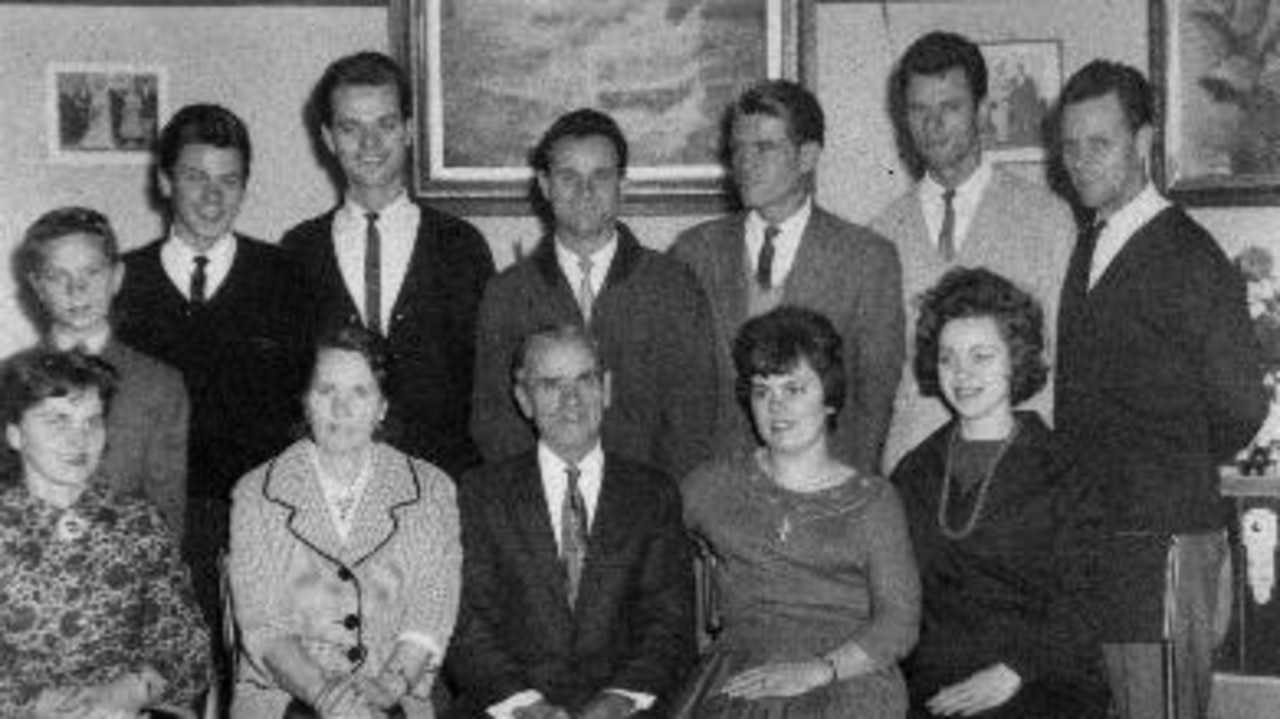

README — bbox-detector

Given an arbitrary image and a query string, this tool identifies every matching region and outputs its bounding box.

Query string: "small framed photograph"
[398,0,808,215]
[46,63,167,165]
[980,40,1063,163]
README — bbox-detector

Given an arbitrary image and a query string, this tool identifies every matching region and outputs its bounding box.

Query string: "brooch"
[55,511,88,542]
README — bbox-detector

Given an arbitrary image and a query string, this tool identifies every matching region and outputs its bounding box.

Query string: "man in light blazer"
[448,324,696,719]
[870,31,1075,474]
[282,51,495,478]
[671,80,904,475]
[15,206,189,537]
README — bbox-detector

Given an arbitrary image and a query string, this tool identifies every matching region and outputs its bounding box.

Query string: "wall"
[1,0,1277,357]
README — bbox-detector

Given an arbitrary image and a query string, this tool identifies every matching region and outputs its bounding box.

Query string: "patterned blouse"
[0,480,212,716]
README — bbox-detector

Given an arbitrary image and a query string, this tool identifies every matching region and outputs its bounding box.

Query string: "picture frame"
[46,62,167,165]
[1151,0,1280,206]
[396,0,810,215]
[979,39,1062,163]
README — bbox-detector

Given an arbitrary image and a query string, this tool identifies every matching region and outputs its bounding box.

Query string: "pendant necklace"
[937,422,1018,540]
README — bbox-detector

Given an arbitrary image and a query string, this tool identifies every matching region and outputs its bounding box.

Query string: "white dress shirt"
[160,232,237,300]
[1088,182,1171,288]
[918,158,995,255]
[745,198,813,288]
[555,230,619,300]
[487,441,652,719]
[332,192,421,329]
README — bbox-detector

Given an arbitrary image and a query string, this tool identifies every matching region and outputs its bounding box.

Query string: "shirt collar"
[920,156,994,205]
[747,196,813,236]
[49,326,111,354]
[555,230,619,281]
[538,440,605,479]
[165,231,236,265]
[1096,181,1169,238]
[341,190,414,222]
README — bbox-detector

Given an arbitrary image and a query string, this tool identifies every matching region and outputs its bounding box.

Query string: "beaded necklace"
[937,422,1019,540]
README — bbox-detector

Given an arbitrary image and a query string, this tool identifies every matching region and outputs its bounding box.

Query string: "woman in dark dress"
[892,268,1109,718]
[675,306,920,719]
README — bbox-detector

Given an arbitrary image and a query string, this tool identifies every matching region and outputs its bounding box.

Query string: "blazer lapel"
[316,216,363,323]
[710,217,750,335]
[264,445,347,564]
[343,447,420,567]
[508,457,577,630]
[783,209,836,307]
[388,204,435,335]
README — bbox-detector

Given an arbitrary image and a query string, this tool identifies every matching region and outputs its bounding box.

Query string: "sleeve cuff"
[487,690,544,719]
[605,688,655,713]
[395,631,444,665]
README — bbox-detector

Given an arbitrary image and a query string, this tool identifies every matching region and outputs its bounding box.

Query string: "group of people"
[0,28,1266,719]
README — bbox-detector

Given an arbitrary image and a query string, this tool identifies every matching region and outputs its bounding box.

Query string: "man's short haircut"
[312,51,412,129]
[530,108,629,175]
[512,323,604,385]
[1058,60,1154,133]
[17,207,120,283]
[156,103,253,179]
[895,31,989,105]
[913,266,1048,406]
[729,79,825,146]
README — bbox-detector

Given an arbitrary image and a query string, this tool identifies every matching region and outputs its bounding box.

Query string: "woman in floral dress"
[675,306,920,718]
[0,348,211,718]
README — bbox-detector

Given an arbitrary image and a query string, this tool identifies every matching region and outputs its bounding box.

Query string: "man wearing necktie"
[870,31,1076,475]
[672,80,905,477]
[282,52,495,479]
[1055,60,1266,719]
[450,325,695,719]
[113,104,313,693]
[471,109,718,482]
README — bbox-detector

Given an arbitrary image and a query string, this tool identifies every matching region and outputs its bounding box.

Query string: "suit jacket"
[871,167,1075,474]
[99,338,190,538]
[671,205,904,475]
[229,441,461,719]
[282,201,495,477]
[471,224,719,481]
[447,451,696,717]
[1056,204,1266,534]
[115,235,311,501]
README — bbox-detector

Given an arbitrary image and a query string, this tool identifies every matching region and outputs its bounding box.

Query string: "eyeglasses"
[523,369,604,396]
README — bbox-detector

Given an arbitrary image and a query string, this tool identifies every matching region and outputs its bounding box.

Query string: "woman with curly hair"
[892,267,1108,718]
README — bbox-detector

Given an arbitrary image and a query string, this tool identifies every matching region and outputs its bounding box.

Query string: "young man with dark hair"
[471,108,719,482]
[283,51,495,478]
[672,80,904,476]
[1056,59,1267,719]
[114,102,312,638]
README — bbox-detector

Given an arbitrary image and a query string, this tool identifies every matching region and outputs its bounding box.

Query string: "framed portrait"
[1152,0,1280,206]
[46,63,167,165]
[979,40,1062,163]
[397,0,809,215]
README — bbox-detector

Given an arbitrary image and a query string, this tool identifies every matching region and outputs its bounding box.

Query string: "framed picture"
[397,0,809,215]
[46,63,166,165]
[979,40,1062,163]
[1152,0,1280,206]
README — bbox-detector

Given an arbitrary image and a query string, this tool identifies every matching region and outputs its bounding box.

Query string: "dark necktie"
[939,189,957,261]
[1059,219,1107,337]
[561,464,588,607]
[190,255,209,304]
[757,225,780,289]
[365,212,382,335]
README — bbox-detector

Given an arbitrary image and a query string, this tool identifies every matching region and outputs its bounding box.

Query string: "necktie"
[939,189,957,261]
[561,464,588,607]
[365,212,382,335]
[190,255,209,304]
[577,255,596,323]
[757,225,779,289]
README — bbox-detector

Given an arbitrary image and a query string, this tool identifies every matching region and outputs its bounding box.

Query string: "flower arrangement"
[1236,245,1280,474]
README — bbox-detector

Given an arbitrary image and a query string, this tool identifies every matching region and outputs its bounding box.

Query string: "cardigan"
[871,168,1074,474]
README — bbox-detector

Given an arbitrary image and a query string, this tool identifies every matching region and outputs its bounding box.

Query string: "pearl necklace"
[937,423,1019,540]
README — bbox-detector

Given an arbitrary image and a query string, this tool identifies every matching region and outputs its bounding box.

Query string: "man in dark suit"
[449,324,696,719]
[471,109,717,481]
[114,103,311,655]
[15,206,189,538]
[282,51,495,478]
[671,80,904,475]
[1055,60,1268,719]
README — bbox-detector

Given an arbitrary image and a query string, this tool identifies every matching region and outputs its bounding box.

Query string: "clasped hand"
[718,660,831,700]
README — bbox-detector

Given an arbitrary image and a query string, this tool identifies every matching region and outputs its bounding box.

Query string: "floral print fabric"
[0,480,211,715]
